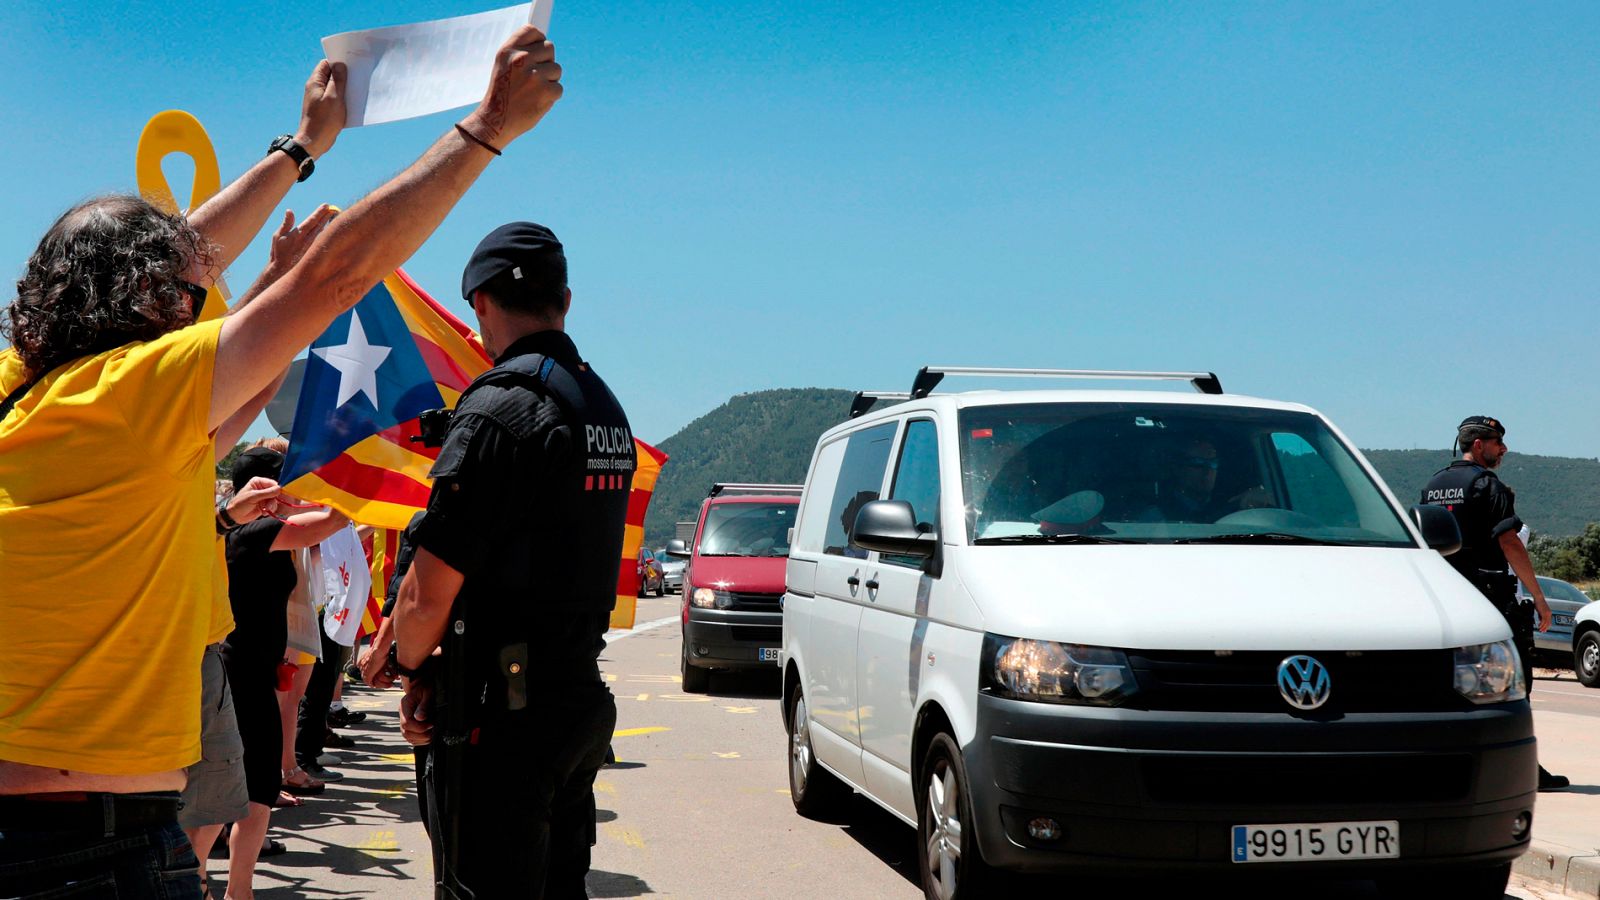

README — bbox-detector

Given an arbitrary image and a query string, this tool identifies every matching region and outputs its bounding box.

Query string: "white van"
[780,367,1535,900]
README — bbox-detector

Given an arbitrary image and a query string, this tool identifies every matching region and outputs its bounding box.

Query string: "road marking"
[357,830,399,851]
[627,674,680,683]
[379,783,411,798]
[380,752,415,764]
[604,615,679,644]
[346,700,388,711]
[776,789,791,795]
[659,694,712,703]
[720,705,757,714]
[604,673,619,682]
[635,693,650,701]
[602,823,646,849]
[613,726,670,738]
[714,751,741,759]
[593,780,616,795]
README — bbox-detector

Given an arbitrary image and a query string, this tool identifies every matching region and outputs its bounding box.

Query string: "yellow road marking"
[660,694,711,703]
[613,726,669,738]
[776,789,791,795]
[627,674,679,683]
[635,693,650,701]
[603,673,619,682]
[714,751,741,759]
[346,700,388,711]
[380,752,415,763]
[593,780,616,795]
[602,823,646,849]
[379,783,411,798]
[357,830,399,851]
[720,705,757,714]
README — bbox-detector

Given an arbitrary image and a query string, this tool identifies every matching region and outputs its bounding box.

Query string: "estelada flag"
[281,269,666,629]
[611,440,669,630]
[280,270,489,530]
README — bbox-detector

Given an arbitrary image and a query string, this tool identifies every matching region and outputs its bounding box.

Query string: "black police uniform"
[410,329,632,898]
[1420,460,1533,686]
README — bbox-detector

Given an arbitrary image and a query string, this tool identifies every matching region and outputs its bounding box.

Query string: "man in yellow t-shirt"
[0,25,565,898]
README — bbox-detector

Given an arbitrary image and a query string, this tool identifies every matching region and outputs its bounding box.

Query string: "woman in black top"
[219,446,349,900]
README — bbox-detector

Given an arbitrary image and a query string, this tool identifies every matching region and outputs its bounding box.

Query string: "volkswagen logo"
[1277,655,1331,710]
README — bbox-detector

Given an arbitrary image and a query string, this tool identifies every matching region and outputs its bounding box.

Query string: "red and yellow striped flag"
[611,441,669,630]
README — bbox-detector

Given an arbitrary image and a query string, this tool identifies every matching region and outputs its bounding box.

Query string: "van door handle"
[846,575,860,587]
[864,578,879,591]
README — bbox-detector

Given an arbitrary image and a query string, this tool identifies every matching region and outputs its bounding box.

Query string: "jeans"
[0,819,200,899]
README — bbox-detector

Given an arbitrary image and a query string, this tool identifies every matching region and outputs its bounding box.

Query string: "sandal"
[281,766,326,796]
[260,837,289,857]
[273,790,304,808]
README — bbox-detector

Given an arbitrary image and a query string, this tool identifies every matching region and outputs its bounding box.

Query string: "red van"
[670,483,801,692]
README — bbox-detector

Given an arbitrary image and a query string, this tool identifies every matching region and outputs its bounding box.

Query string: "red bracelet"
[455,123,503,157]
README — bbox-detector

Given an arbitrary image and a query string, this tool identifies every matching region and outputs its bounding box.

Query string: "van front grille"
[730,591,783,611]
[1125,649,1464,713]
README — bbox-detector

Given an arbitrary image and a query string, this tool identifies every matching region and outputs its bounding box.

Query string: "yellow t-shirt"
[208,536,235,645]
[0,320,223,774]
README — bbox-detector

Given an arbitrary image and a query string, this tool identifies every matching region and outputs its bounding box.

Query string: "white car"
[781,367,1533,900]
[1571,599,1600,687]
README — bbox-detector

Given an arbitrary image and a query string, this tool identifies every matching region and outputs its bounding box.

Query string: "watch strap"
[269,134,315,183]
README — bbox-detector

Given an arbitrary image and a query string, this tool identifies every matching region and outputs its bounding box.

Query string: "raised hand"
[462,26,563,149]
[298,60,348,158]
[268,205,338,275]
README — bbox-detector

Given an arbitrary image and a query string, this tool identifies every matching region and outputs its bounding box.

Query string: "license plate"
[758,647,781,662]
[1554,614,1575,627]
[1231,821,1399,863]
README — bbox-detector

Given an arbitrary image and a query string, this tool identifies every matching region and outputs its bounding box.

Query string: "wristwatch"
[387,642,428,679]
[268,134,315,183]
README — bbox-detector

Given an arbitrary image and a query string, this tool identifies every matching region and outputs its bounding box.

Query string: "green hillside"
[1363,449,1600,538]
[645,389,1600,545]
[644,388,854,544]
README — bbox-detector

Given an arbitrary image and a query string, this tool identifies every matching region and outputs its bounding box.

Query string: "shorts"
[178,644,250,829]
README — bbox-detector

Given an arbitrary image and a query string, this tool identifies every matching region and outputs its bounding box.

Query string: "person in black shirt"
[1421,415,1565,791]
[391,223,631,898]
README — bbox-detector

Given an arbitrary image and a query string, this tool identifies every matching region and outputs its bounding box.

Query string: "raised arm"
[209,26,562,432]
[186,62,347,281]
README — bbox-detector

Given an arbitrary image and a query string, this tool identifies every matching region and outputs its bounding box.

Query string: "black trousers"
[428,682,617,899]
[296,628,350,768]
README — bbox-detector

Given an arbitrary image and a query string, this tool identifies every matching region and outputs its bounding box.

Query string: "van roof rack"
[909,366,1223,398]
[708,483,804,497]
[849,391,910,419]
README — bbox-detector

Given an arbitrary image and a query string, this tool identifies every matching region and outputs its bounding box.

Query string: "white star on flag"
[312,310,392,408]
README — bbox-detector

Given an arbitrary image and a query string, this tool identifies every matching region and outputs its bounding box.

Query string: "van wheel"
[918,732,995,900]
[1576,631,1600,687]
[681,645,710,693]
[786,682,847,818]
[1376,862,1510,899]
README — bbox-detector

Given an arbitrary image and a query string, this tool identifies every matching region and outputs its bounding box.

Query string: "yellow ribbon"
[135,110,230,318]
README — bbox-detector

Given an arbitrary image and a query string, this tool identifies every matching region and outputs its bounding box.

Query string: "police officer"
[1422,415,1567,791]
[390,222,631,897]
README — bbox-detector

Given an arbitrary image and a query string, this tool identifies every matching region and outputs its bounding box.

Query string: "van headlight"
[690,588,732,609]
[983,635,1139,706]
[1453,640,1526,704]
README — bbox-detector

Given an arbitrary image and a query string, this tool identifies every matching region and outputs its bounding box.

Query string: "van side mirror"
[1409,505,1462,556]
[665,539,690,559]
[851,500,936,558]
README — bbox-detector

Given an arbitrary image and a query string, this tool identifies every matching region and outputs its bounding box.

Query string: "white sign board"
[322,1,552,127]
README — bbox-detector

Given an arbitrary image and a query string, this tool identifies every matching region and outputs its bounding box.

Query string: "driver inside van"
[1146,437,1273,523]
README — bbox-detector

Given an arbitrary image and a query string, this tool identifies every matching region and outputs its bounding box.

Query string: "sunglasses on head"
[1182,456,1220,471]
[178,279,208,319]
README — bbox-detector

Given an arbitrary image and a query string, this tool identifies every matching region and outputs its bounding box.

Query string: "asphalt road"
[224,595,1584,899]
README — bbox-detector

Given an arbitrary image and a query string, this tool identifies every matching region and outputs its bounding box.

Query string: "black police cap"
[230,447,284,491]
[1458,415,1506,438]
[461,222,565,302]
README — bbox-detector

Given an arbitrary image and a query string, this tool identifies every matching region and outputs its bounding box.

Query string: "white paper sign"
[322,1,552,127]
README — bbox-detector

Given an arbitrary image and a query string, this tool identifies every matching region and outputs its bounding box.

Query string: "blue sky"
[2,1,1597,457]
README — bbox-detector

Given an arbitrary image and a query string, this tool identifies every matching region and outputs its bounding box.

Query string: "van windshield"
[698,502,795,557]
[958,403,1414,548]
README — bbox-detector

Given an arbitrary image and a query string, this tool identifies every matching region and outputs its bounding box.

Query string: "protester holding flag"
[0,22,563,897]
[391,222,629,896]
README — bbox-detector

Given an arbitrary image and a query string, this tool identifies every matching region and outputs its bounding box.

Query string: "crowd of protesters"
[0,23,565,900]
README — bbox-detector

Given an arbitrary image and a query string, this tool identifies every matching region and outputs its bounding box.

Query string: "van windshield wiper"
[973,533,1135,545]
[1171,532,1334,546]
